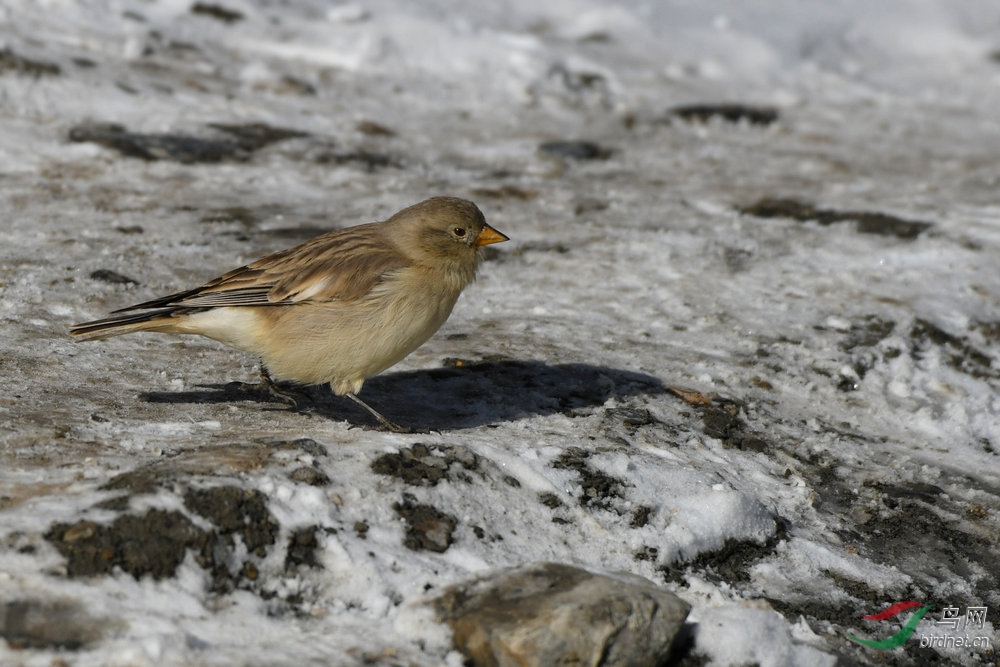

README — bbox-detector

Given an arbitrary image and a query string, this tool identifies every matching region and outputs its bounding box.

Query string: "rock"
[67,122,307,163]
[669,103,778,125]
[45,510,207,579]
[289,466,331,487]
[371,443,481,487]
[0,599,106,650]
[89,268,139,285]
[434,562,690,667]
[190,2,244,24]
[393,494,457,552]
[538,140,612,160]
[0,48,61,77]
[68,123,244,163]
[739,197,932,239]
[551,447,624,510]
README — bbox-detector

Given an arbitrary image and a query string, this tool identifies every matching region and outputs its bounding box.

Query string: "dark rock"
[867,480,944,504]
[201,206,259,226]
[630,505,654,528]
[634,546,659,562]
[501,475,521,488]
[840,316,896,351]
[694,398,771,451]
[315,149,402,171]
[46,510,207,579]
[190,2,244,23]
[207,123,309,151]
[0,599,106,650]
[659,531,783,585]
[393,494,457,552]
[68,122,306,163]
[434,562,691,667]
[698,403,742,441]
[470,185,539,200]
[910,318,997,378]
[99,466,162,495]
[740,197,932,239]
[183,486,279,556]
[289,466,330,486]
[69,123,241,162]
[574,197,610,216]
[371,443,480,487]
[89,269,139,285]
[285,526,321,571]
[605,406,655,430]
[356,120,396,136]
[539,140,612,160]
[670,103,778,125]
[372,443,448,486]
[538,492,563,509]
[272,74,317,96]
[268,437,329,458]
[551,447,625,510]
[0,48,61,77]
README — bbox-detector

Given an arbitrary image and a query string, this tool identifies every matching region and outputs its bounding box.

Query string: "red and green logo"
[847,601,934,649]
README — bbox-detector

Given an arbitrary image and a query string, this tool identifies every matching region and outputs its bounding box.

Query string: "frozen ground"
[2,0,1000,665]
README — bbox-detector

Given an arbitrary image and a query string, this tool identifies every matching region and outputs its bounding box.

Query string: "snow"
[2,0,1000,665]
[693,603,838,667]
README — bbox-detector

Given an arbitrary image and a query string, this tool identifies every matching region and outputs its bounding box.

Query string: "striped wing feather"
[114,223,408,312]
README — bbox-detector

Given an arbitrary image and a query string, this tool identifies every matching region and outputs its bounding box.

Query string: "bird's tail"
[69,310,179,341]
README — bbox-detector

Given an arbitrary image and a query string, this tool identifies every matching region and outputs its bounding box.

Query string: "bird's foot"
[345,393,414,433]
[229,368,312,410]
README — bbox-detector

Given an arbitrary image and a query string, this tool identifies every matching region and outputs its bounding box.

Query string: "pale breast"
[256,267,466,393]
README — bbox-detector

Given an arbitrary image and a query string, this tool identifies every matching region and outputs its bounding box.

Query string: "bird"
[70,196,509,431]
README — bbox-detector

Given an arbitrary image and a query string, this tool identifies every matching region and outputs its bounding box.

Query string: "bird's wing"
[113,223,409,312]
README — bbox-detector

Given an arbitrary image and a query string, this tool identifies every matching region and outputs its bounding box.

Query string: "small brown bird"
[70,196,508,431]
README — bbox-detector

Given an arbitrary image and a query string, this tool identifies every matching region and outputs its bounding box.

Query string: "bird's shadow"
[141,359,666,431]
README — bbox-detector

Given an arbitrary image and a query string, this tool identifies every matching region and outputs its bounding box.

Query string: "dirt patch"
[183,486,279,557]
[538,140,613,160]
[68,122,307,163]
[659,523,785,585]
[0,48,61,77]
[371,443,480,487]
[393,494,458,553]
[190,2,244,24]
[46,509,208,579]
[0,599,110,650]
[740,198,933,239]
[285,526,322,572]
[88,269,140,285]
[669,103,778,125]
[551,447,626,510]
[696,399,769,452]
[288,466,331,486]
[910,318,997,379]
[46,484,281,591]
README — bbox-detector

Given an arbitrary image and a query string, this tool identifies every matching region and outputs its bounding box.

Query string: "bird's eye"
[453,227,467,237]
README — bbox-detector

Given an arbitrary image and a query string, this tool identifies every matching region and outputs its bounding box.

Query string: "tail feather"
[69,309,180,341]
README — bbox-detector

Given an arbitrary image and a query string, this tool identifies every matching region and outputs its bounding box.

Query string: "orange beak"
[476,223,509,246]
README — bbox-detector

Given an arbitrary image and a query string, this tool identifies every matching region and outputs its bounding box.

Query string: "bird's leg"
[232,366,310,408]
[345,393,411,433]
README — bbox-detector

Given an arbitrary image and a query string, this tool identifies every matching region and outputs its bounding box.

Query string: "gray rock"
[434,562,690,667]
